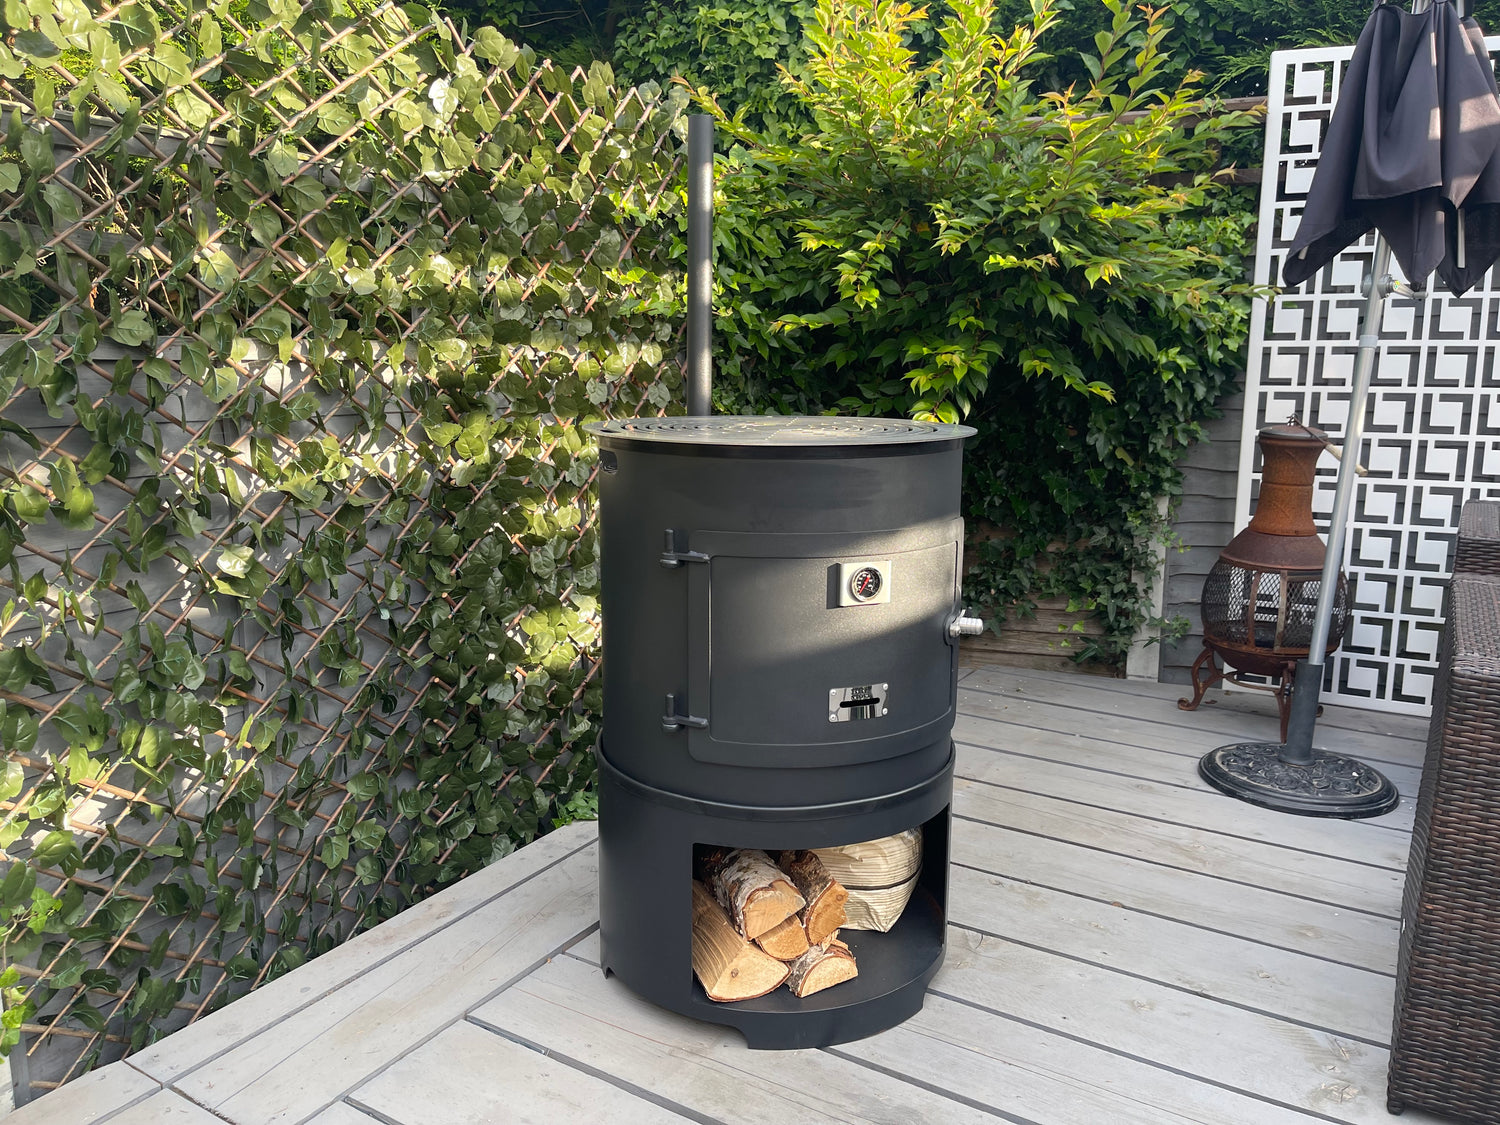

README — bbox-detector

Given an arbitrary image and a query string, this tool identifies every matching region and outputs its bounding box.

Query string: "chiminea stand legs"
[1178,645,1308,743]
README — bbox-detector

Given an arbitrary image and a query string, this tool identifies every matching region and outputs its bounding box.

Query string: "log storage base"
[596,741,951,1051]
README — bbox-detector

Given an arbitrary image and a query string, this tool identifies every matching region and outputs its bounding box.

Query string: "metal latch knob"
[948,612,985,638]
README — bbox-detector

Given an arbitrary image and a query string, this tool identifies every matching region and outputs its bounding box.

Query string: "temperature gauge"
[835,560,892,606]
[849,566,883,602]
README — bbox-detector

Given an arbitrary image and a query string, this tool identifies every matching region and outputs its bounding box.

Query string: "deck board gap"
[819,1046,1043,1125]
[463,1016,728,1125]
[337,1099,402,1125]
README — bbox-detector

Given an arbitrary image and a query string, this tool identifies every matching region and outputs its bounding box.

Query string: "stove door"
[683,520,962,767]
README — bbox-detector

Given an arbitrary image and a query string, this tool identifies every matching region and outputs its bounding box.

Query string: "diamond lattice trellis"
[0,0,685,1103]
[1239,41,1500,716]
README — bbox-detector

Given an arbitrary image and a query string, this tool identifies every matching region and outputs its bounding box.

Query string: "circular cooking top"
[587,415,976,446]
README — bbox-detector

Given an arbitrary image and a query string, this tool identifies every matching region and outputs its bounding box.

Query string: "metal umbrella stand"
[1199,0,1500,817]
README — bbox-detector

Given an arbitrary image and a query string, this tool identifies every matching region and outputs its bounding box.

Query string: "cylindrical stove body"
[594,417,970,805]
[587,415,975,1048]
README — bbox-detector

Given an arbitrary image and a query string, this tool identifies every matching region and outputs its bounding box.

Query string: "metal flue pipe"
[685,115,714,416]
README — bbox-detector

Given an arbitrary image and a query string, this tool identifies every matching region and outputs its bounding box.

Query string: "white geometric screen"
[1240,43,1500,716]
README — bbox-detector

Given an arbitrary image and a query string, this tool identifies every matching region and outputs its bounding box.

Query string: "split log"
[784,936,858,998]
[691,881,789,1001]
[773,849,849,945]
[754,915,810,961]
[696,848,805,940]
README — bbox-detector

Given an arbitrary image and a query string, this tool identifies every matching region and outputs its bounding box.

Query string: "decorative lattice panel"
[1240,41,1500,716]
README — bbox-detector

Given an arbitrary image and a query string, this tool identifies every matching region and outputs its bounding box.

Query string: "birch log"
[690,881,789,1001]
[696,848,805,940]
[773,849,850,944]
[753,915,810,961]
[784,936,858,997]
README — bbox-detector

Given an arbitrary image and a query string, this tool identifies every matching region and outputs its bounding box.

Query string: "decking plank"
[969,665,1431,744]
[305,1105,384,1125]
[169,843,600,1125]
[472,954,1004,1125]
[960,670,1427,766]
[951,815,1400,975]
[4,1061,158,1125]
[348,1020,692,1124]
[952,707,1423,812]
[98,1089,225,1125]
[133,822,598,1084]
[946,863,1394,1043]
[837,994,1324,1125]
[955,746,1412,867]
[935,927,1445,1124]
[952,779,1405,919]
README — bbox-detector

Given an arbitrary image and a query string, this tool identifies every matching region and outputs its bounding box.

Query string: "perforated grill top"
[587,416,976,446]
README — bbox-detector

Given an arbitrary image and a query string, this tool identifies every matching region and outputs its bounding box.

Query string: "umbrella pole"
[1280,237,1392,762]
[1197,238,1400,818]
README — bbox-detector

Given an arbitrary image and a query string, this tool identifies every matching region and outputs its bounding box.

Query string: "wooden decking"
[10,667,1441,1125]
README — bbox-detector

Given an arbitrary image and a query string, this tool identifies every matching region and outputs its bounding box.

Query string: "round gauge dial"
[849,566,883,602]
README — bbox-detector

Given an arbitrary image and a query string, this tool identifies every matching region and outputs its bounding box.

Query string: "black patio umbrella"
[1199,0,1500,818]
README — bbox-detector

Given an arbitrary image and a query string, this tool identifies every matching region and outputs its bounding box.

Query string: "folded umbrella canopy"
[1285,0,1500,294]
[1200,0,1500,820]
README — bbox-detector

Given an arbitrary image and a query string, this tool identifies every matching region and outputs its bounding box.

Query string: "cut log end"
[691,880,789,1002]
[697,848,807,940]
[784,936,858,998]
[773,849,850,945]
[754,915,811,961]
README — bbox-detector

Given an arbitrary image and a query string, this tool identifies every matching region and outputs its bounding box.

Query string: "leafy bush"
[701,0,1260,659]
[613,0,818,135]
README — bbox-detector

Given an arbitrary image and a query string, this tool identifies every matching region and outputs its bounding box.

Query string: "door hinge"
[659,529,710,568]
[661,692,708,732]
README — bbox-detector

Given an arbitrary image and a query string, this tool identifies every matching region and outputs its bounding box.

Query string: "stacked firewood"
[690,848,856,1001]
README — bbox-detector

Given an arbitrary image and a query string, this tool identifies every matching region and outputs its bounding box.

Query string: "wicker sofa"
[1387,501,1500,1121]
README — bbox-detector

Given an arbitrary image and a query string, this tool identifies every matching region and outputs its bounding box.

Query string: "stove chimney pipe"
[685,115,713,416]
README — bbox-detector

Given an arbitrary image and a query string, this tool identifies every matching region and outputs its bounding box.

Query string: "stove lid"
[586,415,976,447]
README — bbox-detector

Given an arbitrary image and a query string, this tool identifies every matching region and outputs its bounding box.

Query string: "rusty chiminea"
[1178,420,1349,739]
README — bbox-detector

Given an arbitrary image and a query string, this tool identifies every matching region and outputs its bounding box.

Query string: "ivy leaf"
[48,459,95,530]
[0,759,23,802]
[11,484,50,523]
[106,310,155,347]
[216,545,255,578]
[345,772,381,800]
[204,366,239,402]
[13,30,61,60]
[197,248,239,291]
[319,833,350,869]
[33,830,79,871]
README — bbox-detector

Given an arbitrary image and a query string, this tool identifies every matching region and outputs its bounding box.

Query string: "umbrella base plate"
[1198,741,1400,819]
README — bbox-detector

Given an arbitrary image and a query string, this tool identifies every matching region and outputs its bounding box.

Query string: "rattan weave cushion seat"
[1388,573,1500,1121]
[1455,499,1500,576]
